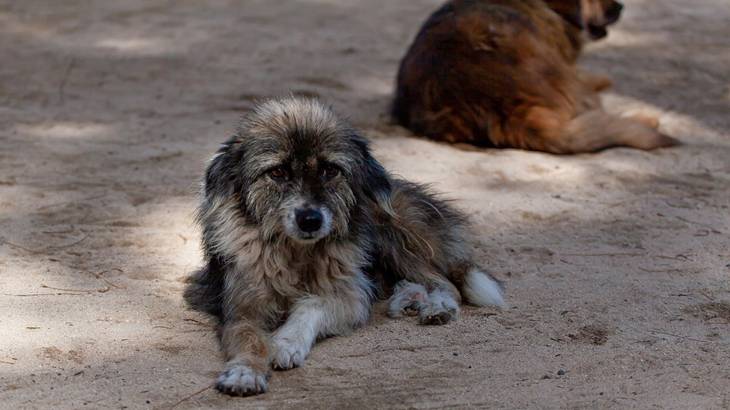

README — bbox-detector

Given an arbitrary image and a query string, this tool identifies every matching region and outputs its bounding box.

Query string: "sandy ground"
[0,0,729,408]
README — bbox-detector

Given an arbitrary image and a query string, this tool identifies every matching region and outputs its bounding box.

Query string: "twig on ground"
[1,292,86,297]
[58,58,76,104]
[35,193,108,212]
[638,267,683,273]
[649,329,711,344]
[88,269,125,289]
[0,234,89,255]
[654,254,692,261]
[41,283,110,293]
[561,252,644,257]
[674,216,722,234]
[169,384,214,409]
[183,318,212,327]
[42,226,76,235]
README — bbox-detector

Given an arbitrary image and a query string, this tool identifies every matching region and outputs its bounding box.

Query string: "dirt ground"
[1,0,728,408]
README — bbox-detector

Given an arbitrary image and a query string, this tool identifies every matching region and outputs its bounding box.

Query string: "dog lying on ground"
[185,97,505,396]
[392,0,679,153]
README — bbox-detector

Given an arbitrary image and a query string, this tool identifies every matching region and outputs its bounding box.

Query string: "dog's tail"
[462,269,506,308]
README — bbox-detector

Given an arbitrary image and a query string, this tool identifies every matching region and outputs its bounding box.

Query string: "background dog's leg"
[216,319,271,396]
[578,70,613,92]
[626,112,661,129]
[271,287,371,370]
[520,107,679,153]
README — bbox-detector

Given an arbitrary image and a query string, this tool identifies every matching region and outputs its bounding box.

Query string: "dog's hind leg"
[411,267,505,325]
[519,107,679,153]
[388,280,428,318]
[388,276,462,325]
[578,70,613,92]
[418,287,461,325]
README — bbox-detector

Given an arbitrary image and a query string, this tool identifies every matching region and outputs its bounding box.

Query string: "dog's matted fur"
[185,97,504,396]
[392,0,679,153]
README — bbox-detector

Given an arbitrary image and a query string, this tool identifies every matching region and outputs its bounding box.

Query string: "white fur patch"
[418,288,460,325]
[271,307,322,370]
[388,281,428,318]
[463,270,505,308]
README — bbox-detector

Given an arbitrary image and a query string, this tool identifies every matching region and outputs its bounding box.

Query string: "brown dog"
[392,0,678,153]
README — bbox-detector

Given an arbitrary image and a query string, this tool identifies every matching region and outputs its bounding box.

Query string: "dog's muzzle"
[284,204,332,243]
[295,208,323,233]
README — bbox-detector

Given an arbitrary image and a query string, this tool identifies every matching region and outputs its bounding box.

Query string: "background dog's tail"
[462,269,506,308]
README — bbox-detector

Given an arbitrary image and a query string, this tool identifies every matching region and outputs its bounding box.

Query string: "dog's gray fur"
[185,97,505,396]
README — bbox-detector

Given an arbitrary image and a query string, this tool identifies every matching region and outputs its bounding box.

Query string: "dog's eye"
[319,164,340,180]
[268,167,288,181]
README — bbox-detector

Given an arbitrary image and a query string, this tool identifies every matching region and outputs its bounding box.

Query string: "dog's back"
[393,0,575,147]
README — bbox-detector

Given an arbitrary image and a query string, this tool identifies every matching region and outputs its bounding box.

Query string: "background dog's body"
[392,0,678,153]
[186,97,504,396]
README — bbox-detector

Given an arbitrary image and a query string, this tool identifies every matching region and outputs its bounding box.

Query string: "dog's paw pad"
[271,338,308,370]
[418,290,459,326]
[420,311,453,325]
[216,364,269,396]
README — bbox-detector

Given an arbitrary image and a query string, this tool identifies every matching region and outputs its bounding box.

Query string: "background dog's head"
[544,0,623,40]
[203,97,391,245]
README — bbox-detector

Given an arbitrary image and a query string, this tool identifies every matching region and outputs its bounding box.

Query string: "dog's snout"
[295,208,323,233]
[605,1,623,24]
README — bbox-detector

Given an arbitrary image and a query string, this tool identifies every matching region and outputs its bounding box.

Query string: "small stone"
[557,369,566,376]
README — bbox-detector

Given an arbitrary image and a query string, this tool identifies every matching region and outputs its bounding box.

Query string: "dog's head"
[544,0,623,40]
[204,97,390,245]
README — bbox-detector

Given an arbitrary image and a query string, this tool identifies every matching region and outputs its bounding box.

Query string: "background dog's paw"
[271,337,308,370]
[418,290,459,325]
[216,364,269,396]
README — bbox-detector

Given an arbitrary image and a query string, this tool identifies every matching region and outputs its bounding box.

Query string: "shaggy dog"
[185,97,505,396]
[392,0,679,153]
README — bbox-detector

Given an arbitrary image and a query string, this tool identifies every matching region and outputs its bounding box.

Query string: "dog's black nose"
[295,209,323,233]
[606,1,623,24]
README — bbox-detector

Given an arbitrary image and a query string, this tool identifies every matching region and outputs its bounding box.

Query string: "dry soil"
[1,0,729,409]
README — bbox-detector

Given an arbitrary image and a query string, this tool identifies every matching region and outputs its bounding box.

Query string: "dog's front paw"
[216,363,269,396]
[419,290,459,325]
[271,337,309,370]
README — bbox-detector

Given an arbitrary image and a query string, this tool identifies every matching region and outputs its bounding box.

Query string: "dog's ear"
[351,134,393,212]
[204,137,245,200]
[544,0,584,29]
